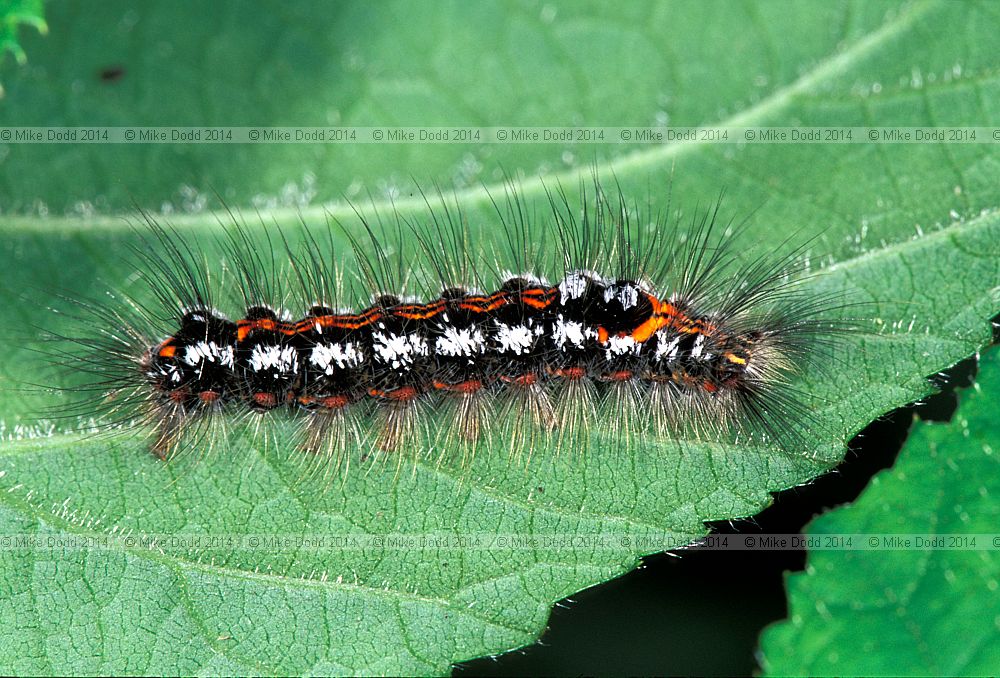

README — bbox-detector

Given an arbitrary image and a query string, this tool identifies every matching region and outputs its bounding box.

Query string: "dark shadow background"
[457,321,997,677]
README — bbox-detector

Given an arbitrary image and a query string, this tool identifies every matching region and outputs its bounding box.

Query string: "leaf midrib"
[0,0,937,234]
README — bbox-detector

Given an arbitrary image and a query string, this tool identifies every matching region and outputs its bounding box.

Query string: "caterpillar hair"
[40,176,853,481]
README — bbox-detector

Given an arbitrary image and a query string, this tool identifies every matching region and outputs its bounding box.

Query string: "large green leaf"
[758,347,1000,676]
[1,0,999,674]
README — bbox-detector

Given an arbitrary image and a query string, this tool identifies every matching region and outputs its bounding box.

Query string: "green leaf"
[1,0,999,674]
[758,347,1000,676]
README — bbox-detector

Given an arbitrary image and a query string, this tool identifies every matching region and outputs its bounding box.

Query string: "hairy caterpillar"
[45,178,848,477]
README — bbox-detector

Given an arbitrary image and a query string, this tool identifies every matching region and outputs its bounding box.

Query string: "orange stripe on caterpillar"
[627,296,682,342]
[369,386,420,401]
[391,300,447,320]
[432,379,485,394]
[298,394,352,409]
[237,317,299,341]
[520,286,559,309]
[549,366,587,380]
[295,310,384,332]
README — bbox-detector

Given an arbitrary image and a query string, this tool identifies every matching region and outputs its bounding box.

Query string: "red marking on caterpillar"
[43,178,853,477]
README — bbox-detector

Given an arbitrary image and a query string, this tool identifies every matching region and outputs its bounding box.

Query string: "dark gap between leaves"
[456,323,996,677]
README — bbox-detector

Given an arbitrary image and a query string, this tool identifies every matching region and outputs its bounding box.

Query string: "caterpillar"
[46,178,847,477]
